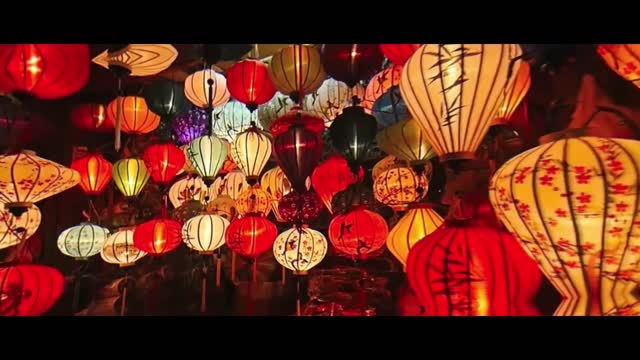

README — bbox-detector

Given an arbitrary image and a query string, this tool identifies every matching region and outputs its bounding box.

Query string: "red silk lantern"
[225,215,277,259]
[133,218,182,255]
[0,264,64,316]
[320,44,385,87]
[278,190,324,225]
[226,59,276,112]
[70,153,113,196]
[269,106,325,138]
[272,124,323,192]
[311,154,362,214]
[70,103,112,133]
[142,143,186,185]
[328,206,388,260]
[0,44,89,99]
[379,44,421,66]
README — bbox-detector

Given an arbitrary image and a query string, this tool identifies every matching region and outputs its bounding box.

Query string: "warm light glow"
[273,226,328,275]
[362,65,402,110]
[169,176,208,208]
[206,195,237,222]
[373,166,428,211]
[71,153,112,196]
[184,68,230,109]
[0,203,41,250]
[106,96,160,134]
[112,158,150,198]
[236,186,272,217]
[92,44,177,77]
[100,229,147,267]
[267,45,326,103]
[220,170,250,200]
[187,135,228,182]
[133,218,182,255]
[260,167,293,222]
[142,143,185,185]
[225,215,278,259]
[311,154,361,214]
[231,125,272,183]
[182,214,229,253]
[57,223,110,259]
[213,100,260,142]
[597,44,640,88]
[303,78,353,127]
[257,92,298,130]
[492,61,531,126]
[0,264,64,316]
[328,207,388,260]
[375,117,436,165]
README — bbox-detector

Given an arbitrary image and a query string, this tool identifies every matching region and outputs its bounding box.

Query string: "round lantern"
[386,203,444,269]
[142,143,185,185]
[213,100,260,142]
[57,223,110,259]
[91,44,178,77]
[278,190,323,225]
[226,59,276,112]
[112,158,150,197]
[221,170,250,200]
[209,176,225,200]
[100,228,147,267]
[311,154,361,214]
[257,91,297,130]
[181,145,198,174]
[236,186,272,217]
[169,176,208,208]
[492,61,531,126]
[106,96,160,134]
[71,153,113,196]
[230,124,272,184]
[372,86,410,127]
[261,167,293,222]
[375,117,436,166]
[273,226,328,274]
[184,68,230,109]
[372,155,409,181]
[207,195,237,221]
[0,204,41,250]
[268,45,326,103]
[133,218,182,255]
[320,44,385,88]
[171,199,205,223]
[303,78,353,127]
[597,44,640,88]
[71,103,112,133]
[0,264,64,316]
[380,44,422,66]
[187,135,228,184]
[362,65,403,110]
[182,214,229,253]
[328,206,389,260]
[172,107,209,145]
[225,215,278,259]
[0,44,89,99]
[489,131,640,316]
[400,44,524,162]
[373,165,428,211]
[143,79,189,120]
[329,106,378,167]
[273,124,323,192]
[269,106,325,138]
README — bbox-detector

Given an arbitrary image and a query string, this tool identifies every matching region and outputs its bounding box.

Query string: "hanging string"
[215,251,222,288]
[200,256,208,313]
[296,276,301,316]
[231,252,237,282]
[115,77,123,151]
[120,270,128,316]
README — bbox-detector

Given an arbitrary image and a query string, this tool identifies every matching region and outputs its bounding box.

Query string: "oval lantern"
[278,190,324,225]
[231,124,272,184]
[57,223,110,259]
[372,86,410,127]
[303,78,353,127]
[236,186,272,217]
[328,207,389,260]
[597,44,640,88]
[373,166,429,211]
[221,170,250,200]
[492,61,531,126]
[100,228,147,267]
[273,226,328,275]
[143,79,189,120]
[320,44,385,88]
[311,154,361,214]
[187,135,228,184]
[380,44,422,66]
[375,117,436,166]
[91,44,177,77]
[0,264,64,316]
[112,158,150,197]
[71,153,113,196]
[261,167,293,222]
[225,215,278,259]
[269,106,325,138]
[0,44,89,99]
[362,65,403,111]
[71,104,112,133]
[268,45,326,103]
[133,218,182,255]
[213,100,260,142]
[184,68,230,109]
[182,214,229,253]
[372,155,409,181]
[226,59,276,112]
[329,106,378,168]
[0,203,41,250]
[106,96,160,134]
[273,124,323,192]
[142,143,185,185]
[169,176,208,208]
[257,91,297,130]
[172,107,209,145]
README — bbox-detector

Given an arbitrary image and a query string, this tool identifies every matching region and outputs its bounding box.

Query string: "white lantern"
[213,100,260,142]
[257,91,297,130]
[221,170,249,200]
[209,176,225,201]
[184,69,230,109]
[0,203,41,250]
[187,135,228,183]
[273,226,328,275]
[182,214,229,253]
[100,228,147,267]
[231,125,272,184]
[57,223,110,259]
[168,176,208,208]
[304,78,353,127]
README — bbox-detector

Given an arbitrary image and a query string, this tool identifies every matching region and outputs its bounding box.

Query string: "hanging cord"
[200,254,208,313]
[215,250,222,288]
[120,270,128,316]
[114,77,124,151]
[71,261,91,314]
[296,275,301,316]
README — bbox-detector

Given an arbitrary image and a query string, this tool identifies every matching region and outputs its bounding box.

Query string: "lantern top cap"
[538,127,599,144]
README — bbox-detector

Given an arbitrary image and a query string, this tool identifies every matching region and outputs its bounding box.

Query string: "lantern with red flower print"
[311,154,362,214]
[226,59,276,112]
[269,106,325,138]
[272,124,323,193]
[0,44,90,100]
[225,215,278,259]
[328,206,389,260]
[133,218,182,255]
[71,153,112,196]
[278,190,324,225]
[379,44,422,66]
[0,264,64,316]
[71,104,113,133]
[320,44,385,87]
[142,143,185,186]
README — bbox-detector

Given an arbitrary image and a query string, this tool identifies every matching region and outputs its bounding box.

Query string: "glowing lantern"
[182,214,229,253]
[213,100,260,142]
[273,226,328,274]
[489,131,640,316]
[57,223,110,259]
[268,45,326,103]
[303,78,353,127]
[261,167,293,222]
[597,44,640,88]
[169,176,208,208]
[133,218,182,255]
[278,190,323,225]
[225,215,278,258]
[172,107,209,145]
[373,166,428,211]
[331,182,378,216]
[230,125,271,185]
[273,124,323,192]
[180,145,198,174]
[269,106,325,138]
[221,170,250,200]
[328,206,389,260]
[184,69,230,109]
[362,65,403,110]
[380,44,421,66]
[106,96,160,134]
[207,195,237,221]
[320,44,385,87]
[226,59,276,112]
[492,61,531,126]
[0,204,41,250]
[112,158,150,197]
[372,155,408,181]
[187,135,228,184]
[0,44,89,99]
[143,79,189,120]
[71,153,113,196]
[71,104,112,133]
[257,91,297,130]
[311,154,361,214]
[329,106,377,167]
[372,86,410,127]
[386,203,444,269]
[91,44,178,77]
[100,228,147,267]
[209,176,225,200]
[0,264,64,316]
[142,143,185,185]
[236,186,272,217]
[375,118,436,166]
[400,44,523,161]
[172,199,205,223]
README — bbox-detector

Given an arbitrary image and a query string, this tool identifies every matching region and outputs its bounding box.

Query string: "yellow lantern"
[260,167,292,222]
[372,155,408,182]
[236,186,272,217]
[221,170,250,200]
[168,176,208,208]
[304,78,353,127]
[182,214,229,253]
[206,195,237,221]
[597,44,640,88]
[268,45,326,103]
[213,100,260,142]
[100,228,147,267]
[492,61,531,126]
[0,203,41,250]
[375,117,436,166]
[386,203,444,269]
[112,158,150,197]
[230,125,272,184]
[91,44,178,77]
[184,69,230,109]
[57,223,110,260]
[489,130,640,316]
[187,135,228,184]
[400,44,523,162]
[373,165,428,211]
[273,226,328,275]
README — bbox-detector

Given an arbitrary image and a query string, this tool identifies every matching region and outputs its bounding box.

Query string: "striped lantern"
[112,158,150,198]
[267,45,326,104]
[213,100,260,142]
[182,214,229,253]
[375,117,436,166]
[57,223,110,260]
[230,124,272,184]
[492,61,531,126]
[273,226,328,275]
[106,96,160,134]
[187,135,228,184]
[100,228,147,267]
[184,68,230,109]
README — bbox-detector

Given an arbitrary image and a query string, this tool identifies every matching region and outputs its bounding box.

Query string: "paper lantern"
[209,176,225,200]
[376,118,436,166]
[187,135,228,184]
[213,100,260,142]
[71,153,113,196]
[71,103,112,133]
[184,69,230,109]
[489,132,640,316]
[0,44,89,99]
[597,44,640,88]
[303,78,354,127]
[180,145,198,174]
[112,158,150,197]
[236,186,272,217]
[133,218,182,255]
[100,228,147,267]
[320,44,385,88]
[0,150,80,215]
[226,59,276,111]
[268,45,326,103]
[362,65,403,110]
[92,44,177,77]
[373,166,428,211]
[400,44,523,162]
[0,203,41,250]
[492,61,531,126]
[57,223,110,259]
[278,190,323,225]
[273,226,328,274]
[273,124,323,192]
[106,96,160,134]
[386,203,444,269]
[372,86,410,127]
[261,167,293,222]
[172,107,209,145]
[230,125,272,184]
[372,155,408,181]
[207,195,237,221]
[311,154,361,214]
[380,44,421,66]
[257,92,297,130]
[0,264,64,316]
[269,106,325,138]
[182,214,229,253]
[143,79,189,119]
[142,143,185,185]
[221,170,250,200]
[329,106,377,167]
[169,176,208,208]
[328,206,389,260]
[225,215,278,259]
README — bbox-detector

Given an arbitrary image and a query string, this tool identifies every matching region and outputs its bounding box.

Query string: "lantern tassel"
[215,252,221,288]
[252,259,257,283]
[200,265,207,313]
[281,266,286,286]
[231,252,236,282]
[115,78,123,152]
[296,276,301,316]
[120,273,128,317]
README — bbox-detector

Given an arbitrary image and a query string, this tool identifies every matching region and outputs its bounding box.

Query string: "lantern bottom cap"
[119,263,136,268]
[4,202,33,217]
[74,257,90,261]
[292,270,308,276]
[439,152,476,162]
[199,251,215,255]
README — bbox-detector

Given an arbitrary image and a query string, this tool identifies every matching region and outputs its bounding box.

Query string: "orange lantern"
[328,206,388,260]
[362,65,402,110]
[70,153,112,196]
[236,186,272,217]
[225,215,278,259]
[597,44,640,88]
[133,218,182,255]
[106,96,160,134]
[492,61,531,126]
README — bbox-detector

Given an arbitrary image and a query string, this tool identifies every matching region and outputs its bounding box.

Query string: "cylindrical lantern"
[71,153,113,196]
[169,176,208,208]
[257,91,297,130]
[184,68,230,109]
[57,223,110,260]
[320,44,385,88]
[373,166,428,211]
[273,124,323,192]
[328,207,389,260]
[230,124,272,184]
[0,204,41,250]
[133,218,182,255]
[143,79,189,119]
[225,215,278,259]
[273,226,328,274]
[311,154,361,214]
[0,264,64,316]
[71,103,112,133]
[492,61,531,126]
[221,170,250,200]
[187,135,228,184]
[400,44,523,161]
[226,59,276,112]
[172,107,209,145]
[303,78,353,127]
[329,106,378,167]
[207,195,237,221]
[380,44,421,66]
[278,190,323,225]
[106,96,160,134]
[362,65,403,110]
[112,158,150,197]
[597,44,640,88]
[375,117,436,166]
[372,86,410,127]
[260,167,293,222]
[142,143,185,185]
[213,100,260,142]
[269,106,325,138]
[268,45,326,103]
[386,203,444,269]
[182,214,229,253]
[100,228,147,267]
[236,186,272,217]
[489,131,640,316]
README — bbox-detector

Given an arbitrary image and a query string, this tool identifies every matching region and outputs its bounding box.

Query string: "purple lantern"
[171,106,209,145]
